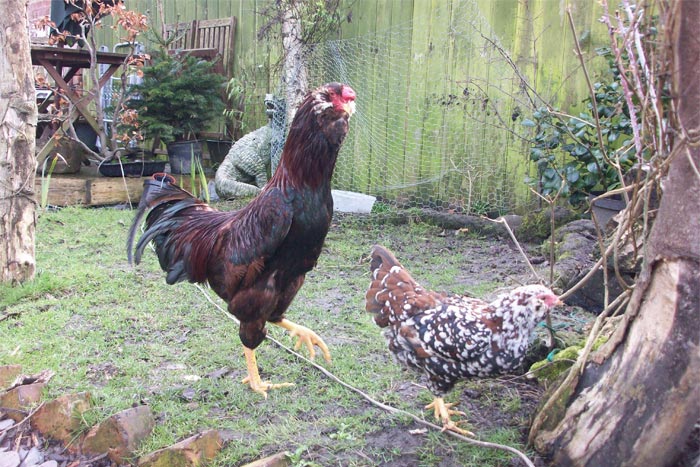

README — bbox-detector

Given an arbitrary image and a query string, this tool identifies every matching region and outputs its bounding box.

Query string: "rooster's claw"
[242,375,294,399]
[275,319,331,362]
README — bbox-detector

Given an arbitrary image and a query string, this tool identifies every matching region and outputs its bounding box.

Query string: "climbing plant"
[524,48,639,206]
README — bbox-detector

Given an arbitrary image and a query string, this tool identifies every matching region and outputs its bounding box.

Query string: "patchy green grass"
[0,205,560,466]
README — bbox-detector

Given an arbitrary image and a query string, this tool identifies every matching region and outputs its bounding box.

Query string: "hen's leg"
[273,318,331,362]
[241,346,294,398]
[425,397,474,436]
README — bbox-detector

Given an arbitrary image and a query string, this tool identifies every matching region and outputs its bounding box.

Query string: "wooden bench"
[162,17,236,76]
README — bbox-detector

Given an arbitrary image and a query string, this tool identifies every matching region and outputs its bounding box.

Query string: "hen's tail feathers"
[126,173,194,265]
[365,245,435,327]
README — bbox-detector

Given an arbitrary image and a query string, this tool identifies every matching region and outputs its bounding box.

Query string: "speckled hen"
[365,245,560,435]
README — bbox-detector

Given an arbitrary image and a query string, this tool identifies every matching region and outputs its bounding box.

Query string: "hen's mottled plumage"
[365,245,559,434]
[127,83,356,396]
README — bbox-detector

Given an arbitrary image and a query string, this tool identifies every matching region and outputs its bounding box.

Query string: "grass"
[0,205,550,466]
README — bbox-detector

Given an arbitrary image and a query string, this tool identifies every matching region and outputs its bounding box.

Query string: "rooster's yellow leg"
[241,346,294,398]
[425,397,474,436]
[273,318,331,362]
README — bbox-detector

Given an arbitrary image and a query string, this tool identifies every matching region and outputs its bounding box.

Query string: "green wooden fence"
[95,0,610,212]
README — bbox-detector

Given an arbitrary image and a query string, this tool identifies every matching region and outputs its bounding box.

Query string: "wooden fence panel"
[91,0,608,210]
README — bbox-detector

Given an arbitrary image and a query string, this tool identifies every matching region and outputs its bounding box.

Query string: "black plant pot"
[205,139,232,166]
[99,160,167,177]
[588,193,626,228]
[167,140,203,174]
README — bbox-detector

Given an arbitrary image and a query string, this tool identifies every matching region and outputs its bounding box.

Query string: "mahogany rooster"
[127,82,356,397]
[365,245,559,435]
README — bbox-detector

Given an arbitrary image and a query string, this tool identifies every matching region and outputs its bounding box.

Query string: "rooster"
[365,245,559,435]
[127,83,356,397]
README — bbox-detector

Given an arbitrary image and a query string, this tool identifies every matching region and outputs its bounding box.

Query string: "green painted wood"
[87,0,608,209]
[338,0,379,192]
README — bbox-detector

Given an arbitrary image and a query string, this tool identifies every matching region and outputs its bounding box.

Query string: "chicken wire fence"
[270,1,548,217]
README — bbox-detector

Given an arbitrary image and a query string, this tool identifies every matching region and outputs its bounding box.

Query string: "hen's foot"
[274,318,331,362]
[425,397,474,437]
[242,346,294,398]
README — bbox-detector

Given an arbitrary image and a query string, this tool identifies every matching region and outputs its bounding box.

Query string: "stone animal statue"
[214,95,277,199]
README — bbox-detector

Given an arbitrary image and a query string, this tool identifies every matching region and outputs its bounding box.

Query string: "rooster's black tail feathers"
[126,173,194,265]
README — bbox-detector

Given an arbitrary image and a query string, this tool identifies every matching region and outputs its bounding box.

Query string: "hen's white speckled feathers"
[365,245,558,396]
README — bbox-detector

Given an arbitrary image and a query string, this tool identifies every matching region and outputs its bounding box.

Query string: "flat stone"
[137,429,222,467]
[551,219,630,312]
[0,383,45,422]
[30,392,92,445]
[37,462,58,467]
[81,405,155,464]
[0,365,22,388]
[0,419,14,430]
[18,446,43,467]
[0,451,20,467]
[240,451,290,467]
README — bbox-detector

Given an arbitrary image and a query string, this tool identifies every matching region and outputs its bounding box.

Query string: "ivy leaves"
[525,50,637,207]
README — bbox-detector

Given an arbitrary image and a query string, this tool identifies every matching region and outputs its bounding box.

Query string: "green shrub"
[124,50,225,151]
[524,48,638,206]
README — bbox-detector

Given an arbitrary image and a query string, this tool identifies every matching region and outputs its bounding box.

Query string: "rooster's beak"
[344,101,356,117]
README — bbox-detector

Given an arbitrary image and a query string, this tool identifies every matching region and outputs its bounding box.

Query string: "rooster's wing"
[132,185,294,286]
[223,187,295,265]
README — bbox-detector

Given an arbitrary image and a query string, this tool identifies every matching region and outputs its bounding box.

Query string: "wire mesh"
[271,1,549,216]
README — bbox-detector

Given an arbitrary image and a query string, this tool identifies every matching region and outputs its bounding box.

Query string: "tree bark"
[281,2,308,128]
[0,0,38,284]
[529,2,700,466]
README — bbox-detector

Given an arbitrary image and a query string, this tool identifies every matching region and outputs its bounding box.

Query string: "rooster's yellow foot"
[274,318,331,362]
[242,346,294,398]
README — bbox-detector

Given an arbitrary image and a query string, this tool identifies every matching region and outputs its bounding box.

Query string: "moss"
[518,211,551,242]
[536,375,578,434]
[592,335,609,351]
[531,328,609,385]
[528,345,581,384]
[519,207,579,242]
[555,250,572,262]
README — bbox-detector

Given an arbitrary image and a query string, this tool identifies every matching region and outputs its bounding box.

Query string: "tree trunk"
[0,0,38,284]
[281,3,308,128]
[529,2,700,466]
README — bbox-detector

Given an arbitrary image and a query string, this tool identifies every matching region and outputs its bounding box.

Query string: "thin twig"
[590,205,611,309]
[481,216,541,283]
[577,290,630,375]
[80,452,109,465]
[0,403,45,437]
[193,284,537,467]
[0,311,22,322]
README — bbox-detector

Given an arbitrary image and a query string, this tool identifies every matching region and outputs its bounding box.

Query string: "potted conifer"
[124,49,225,174]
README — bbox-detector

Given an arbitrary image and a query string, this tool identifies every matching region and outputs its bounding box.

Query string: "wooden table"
[31,45,127,164]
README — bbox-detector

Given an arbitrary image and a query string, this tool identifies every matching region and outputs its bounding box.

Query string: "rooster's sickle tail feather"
[126,173,193,265]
